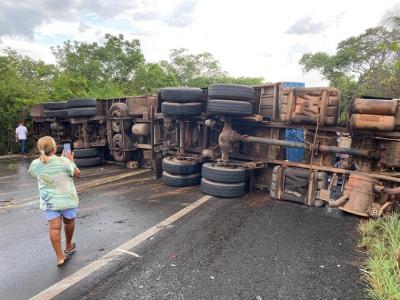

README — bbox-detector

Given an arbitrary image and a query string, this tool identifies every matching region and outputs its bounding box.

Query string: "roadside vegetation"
[0,34,263,155]
[302,8,400,298]
[359,215,400,300]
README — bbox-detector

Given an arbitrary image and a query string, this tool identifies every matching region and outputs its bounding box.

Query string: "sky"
[0,0,399,86]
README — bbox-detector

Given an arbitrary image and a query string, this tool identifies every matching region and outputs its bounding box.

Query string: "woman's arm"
[74,167,81,177]
[64,151,81,177]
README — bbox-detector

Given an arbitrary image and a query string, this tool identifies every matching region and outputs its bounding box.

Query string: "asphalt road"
[0,158,366,300]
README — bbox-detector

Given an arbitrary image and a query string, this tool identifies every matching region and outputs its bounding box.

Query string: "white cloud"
[0,36,55,63]
[0,0,399,86]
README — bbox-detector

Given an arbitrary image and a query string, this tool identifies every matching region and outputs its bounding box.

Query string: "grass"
[359,215,400,300]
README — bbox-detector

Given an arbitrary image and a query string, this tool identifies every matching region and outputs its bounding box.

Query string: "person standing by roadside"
[15,121,28,157]
[28,136,81,267]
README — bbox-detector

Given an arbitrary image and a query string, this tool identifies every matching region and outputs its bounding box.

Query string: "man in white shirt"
[15,121,28,157]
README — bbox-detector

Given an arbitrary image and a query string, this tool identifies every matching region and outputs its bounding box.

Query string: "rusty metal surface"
[243,135,374,158]
[127,96,158,117]
[280,87,340,126]
[255,83,281,120]
[29,104,44,118]
[304,131,337,166]
[350,114,395,131]
[340,173,379,217]
[380,141,400,168]
[351,98,398,115]
[267,159,400,184]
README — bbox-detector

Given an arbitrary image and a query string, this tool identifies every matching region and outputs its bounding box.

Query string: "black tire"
[68,107,97,117]
[161,102,203,116]
[75,156,103,167]
[208,84,254,101]
[202,163,246,183]
[200,178,245,198]
[43,102,67,110]
[162,157,201,175]
[73,148,102,159]
[159,87,204,103]
[162,171,201,187]
[207,100,253,116]
[110,102,131,133]
[67,98,97,108]
[111,134,133,162]
[43,110,68,118]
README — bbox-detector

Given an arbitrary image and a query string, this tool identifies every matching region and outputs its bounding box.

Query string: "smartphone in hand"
[63,143,71,155]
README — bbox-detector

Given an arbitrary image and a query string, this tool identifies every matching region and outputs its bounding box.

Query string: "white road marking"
[30,195,212,300]
[116,248,140,257]
[0,174,17,181]
[0,169,151,211]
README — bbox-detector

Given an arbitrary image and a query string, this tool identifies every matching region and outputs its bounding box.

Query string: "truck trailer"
[29,83,400,218]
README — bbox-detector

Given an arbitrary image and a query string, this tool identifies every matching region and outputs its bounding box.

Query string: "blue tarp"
[284,128,304,162]
[283,82,305,162]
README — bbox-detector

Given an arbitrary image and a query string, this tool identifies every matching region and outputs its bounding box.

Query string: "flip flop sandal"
[57,254,70,267]
[64,242,76,255]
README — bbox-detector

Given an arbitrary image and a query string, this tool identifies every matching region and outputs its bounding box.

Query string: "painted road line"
[0,169,151,211]
[90,176,156,191]
[116,249,140,258]
[0,174,17,181]
[79,169,127,179]
[30,195,212,300]
[76,169,151,192]
[0,154,22,160]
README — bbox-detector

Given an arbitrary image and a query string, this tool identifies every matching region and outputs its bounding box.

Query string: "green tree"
[51,34,145,98]
[133,63,179,94]
[161,48,226,87]
[161,48,264,87]
[0,50,54,153]
[299,27,400,120]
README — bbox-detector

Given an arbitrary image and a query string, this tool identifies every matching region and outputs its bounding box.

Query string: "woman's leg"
[48,217,65,263]
[63,216,75,251]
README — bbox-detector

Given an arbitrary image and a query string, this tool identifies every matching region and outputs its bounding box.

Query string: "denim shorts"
[43,208,77,221]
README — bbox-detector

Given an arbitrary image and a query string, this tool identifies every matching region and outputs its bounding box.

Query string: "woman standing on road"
[28,136,80,267]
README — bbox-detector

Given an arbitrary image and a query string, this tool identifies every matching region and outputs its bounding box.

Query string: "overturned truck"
[29,83,400,218]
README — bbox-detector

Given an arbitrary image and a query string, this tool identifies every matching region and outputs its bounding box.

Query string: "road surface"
[0,157,365,299]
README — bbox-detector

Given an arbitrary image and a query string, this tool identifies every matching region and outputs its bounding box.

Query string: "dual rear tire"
[200,163,246,198]
[74,148,104,167]
[207,84,254,117]
[162,157,202,187]
[160,87,204,117]
[43,99,98,118]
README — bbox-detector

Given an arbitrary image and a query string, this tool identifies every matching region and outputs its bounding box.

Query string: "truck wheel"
[110,102,131,133]
[161,102,203,116]
[68,107,97,117]
[202,163,246,183]
[43,110,68,118]
[162,171,201,187]
[159,87,204,103]
[200,178,245,198]
[208,84,254,101]
[75,156,103,167]
[162,157,201,175]
[67,98,97,108]
[73,148,102,159]
[111,134,133,162]
[43,102,67,110]
[207,100,253,116]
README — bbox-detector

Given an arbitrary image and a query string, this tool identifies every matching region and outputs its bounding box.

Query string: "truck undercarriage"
[29,83,400,218]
